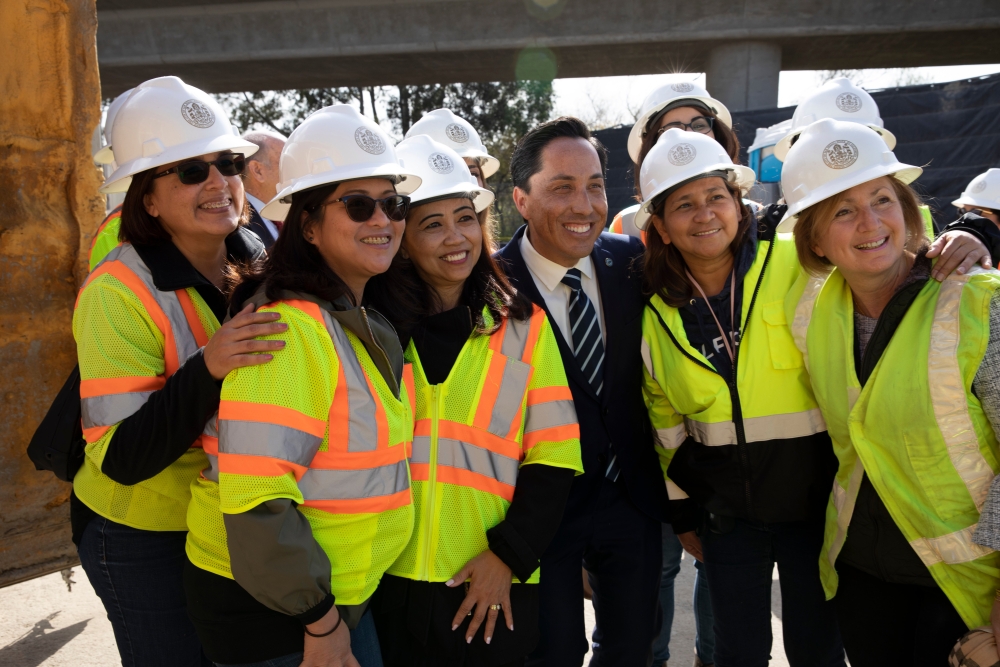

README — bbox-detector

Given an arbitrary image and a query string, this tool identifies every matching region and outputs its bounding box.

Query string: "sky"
[550,64,1000,128]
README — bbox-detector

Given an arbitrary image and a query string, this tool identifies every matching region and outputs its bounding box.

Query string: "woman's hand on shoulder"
[927,231,992,282]
[204,303,287,380]
[301,607,358,667]
[447,549,514,645]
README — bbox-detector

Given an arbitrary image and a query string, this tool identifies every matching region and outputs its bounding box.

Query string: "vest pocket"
[762,300,804,370]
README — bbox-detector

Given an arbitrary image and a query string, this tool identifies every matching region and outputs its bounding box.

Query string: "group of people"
[64,70,1000,667]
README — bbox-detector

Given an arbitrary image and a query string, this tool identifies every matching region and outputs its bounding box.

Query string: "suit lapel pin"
[605,257,613,267]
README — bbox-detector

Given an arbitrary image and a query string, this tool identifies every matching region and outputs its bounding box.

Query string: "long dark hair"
[229,182,355,309]
[633,104,741,199]
[366,200,532,342]
[642,180,754,308]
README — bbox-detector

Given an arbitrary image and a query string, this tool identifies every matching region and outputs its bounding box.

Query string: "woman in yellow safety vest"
[366,135,583,666]
[72,76,282,667]
[181,105,423,667]
[782,118,1000,666]
[636,125,994,667]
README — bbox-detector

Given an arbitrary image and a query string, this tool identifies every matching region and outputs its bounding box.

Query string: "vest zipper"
[421,384,441,582]
[359,306,399,395]
[653,236,776,520]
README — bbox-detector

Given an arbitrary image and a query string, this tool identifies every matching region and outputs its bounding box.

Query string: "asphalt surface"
[0,553,789,666]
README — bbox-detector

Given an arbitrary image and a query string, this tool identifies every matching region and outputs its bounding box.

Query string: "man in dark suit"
[498,117,668,666]
[241,130,287,249]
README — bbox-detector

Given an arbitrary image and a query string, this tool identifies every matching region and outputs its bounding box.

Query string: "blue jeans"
[652,523,716,664]
[216,610,383,667]
[77,516,210,667]
[699,516,845,667]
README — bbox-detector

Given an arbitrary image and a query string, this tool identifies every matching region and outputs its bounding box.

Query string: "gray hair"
[242,130,287,166]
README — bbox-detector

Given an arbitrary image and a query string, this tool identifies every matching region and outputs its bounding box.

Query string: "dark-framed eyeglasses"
[657,116,715,135]
[315,194,411,223]
[154,153,246,185]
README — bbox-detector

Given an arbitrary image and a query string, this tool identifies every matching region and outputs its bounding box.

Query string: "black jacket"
[497,226,669,524]
[245,200,276,250]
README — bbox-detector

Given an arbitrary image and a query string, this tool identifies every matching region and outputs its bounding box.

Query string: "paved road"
[0,553,790,666]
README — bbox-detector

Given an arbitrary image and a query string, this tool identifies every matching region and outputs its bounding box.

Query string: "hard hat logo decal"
[670,83,695,93]
[667,143,697,166]
[822,140,859,169]
[355,127,386,155]
[181,100,216,128]
[972,180,988,194]
[445,123,469,143]
[428,153,455,174]
[835,93,862,113]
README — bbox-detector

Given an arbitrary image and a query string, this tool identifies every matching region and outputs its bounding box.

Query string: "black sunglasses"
[154,153,246,185]
[316,194,411,223]
[657,116,715,135]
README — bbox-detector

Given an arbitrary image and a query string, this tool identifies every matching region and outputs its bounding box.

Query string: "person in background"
[183,104,421,667]
[497,117,668,667]
[783,119,1000,667]
[404,108,500,189]
[954,169,1000,229]
[73,76,281,667]
[241,129,288,248]
[368,135,582,667]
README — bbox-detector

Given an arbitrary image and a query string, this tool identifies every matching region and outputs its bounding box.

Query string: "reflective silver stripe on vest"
[791,275,827,373]
[487,359,532,438]
[298,460,409,500]
[828,461,866,569]
[322,311,378,453]
[655,424,687,450]
[685,408,827,447]
[81,391,155,429]
[910,524,993,566]
[524,399,577,434]
[500,316,534,360]
[928,273,997,511]
[411,435,519,487]
[113,244,202,367]
[203,454,220,482]
[218,420,322,466]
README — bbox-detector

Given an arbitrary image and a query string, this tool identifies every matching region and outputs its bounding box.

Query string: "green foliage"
[215,81,554,238]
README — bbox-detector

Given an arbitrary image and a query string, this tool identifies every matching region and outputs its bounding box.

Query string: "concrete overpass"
[97,0,1000,112]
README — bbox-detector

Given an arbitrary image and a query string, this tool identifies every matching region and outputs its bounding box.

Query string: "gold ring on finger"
[489,604,501,611]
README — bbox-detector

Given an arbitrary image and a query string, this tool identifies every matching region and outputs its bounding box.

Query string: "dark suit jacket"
[497,225,668,524]
[246,201,276,250]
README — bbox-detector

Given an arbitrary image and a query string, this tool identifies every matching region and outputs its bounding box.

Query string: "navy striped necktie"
[561,268,620,481]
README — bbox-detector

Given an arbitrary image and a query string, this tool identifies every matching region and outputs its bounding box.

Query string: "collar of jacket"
[132,226,266,293]
[241,284,404,398]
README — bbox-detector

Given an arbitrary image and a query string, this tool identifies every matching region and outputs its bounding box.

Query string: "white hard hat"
[952,169,1000,211]
[773,78,896,162]
[100,77,258,194]
[261,105,421,221]
[777,118,921,232]
[405,109,500,179]
[94,88,135,165]
[634,128,756,232]
[627,81,733,163]
[395,136,494,213]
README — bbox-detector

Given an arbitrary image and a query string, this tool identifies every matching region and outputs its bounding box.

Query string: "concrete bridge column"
[706,41,782,112]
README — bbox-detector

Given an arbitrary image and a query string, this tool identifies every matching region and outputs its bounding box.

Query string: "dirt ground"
[0,553,789,666]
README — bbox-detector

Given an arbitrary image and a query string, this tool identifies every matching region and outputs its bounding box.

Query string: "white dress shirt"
[246,192,279,241]
[519,230,605,347]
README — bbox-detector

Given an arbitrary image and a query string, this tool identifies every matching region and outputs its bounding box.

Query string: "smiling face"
[512,137,607,267]
[143,151,245,243]
[810,177,909,280]
[303,178,403,301]
[403,197,483,301]
[649,176,741,266]
[464,158,486,188]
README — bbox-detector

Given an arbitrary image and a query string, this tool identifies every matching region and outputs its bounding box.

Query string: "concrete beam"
[95,0,1000,95]
[707,42,782,112]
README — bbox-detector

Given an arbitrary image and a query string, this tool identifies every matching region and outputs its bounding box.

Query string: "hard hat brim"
[952,194,998,210]
[452,148,500,179]
[94,144,115,165]
[634,164,756,231]
[261,167,423,221]
[100,136,260,194]
[627,96,734,163]
[777,162,922,233]
[409,185,495,213]
[774,125,897,162]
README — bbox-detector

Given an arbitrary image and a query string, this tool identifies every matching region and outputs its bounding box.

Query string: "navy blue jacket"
[497,226,668,523]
